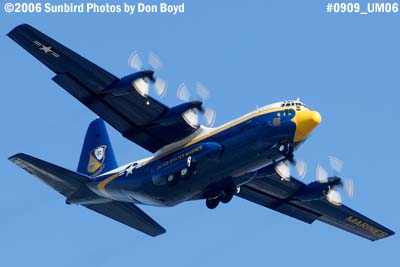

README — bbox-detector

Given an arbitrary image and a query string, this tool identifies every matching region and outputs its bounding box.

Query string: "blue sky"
[1,1,398,266]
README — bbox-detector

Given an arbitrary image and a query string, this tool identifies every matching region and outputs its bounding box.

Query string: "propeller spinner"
[176,82,216,127]
[274,157,307,181]
[315,156,354,206]
[128,51,168,98]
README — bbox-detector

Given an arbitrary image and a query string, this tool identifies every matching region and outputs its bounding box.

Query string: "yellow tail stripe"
[97,173,119,198]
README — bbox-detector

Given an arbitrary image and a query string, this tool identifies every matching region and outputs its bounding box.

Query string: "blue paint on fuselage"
[91,109,298,206]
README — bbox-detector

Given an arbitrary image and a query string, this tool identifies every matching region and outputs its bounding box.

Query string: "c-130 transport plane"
[8,24,394,240]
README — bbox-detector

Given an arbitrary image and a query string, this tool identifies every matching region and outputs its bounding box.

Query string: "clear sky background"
[1,1,399,266]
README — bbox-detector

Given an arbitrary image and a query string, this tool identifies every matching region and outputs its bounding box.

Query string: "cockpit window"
[281,101,308,108]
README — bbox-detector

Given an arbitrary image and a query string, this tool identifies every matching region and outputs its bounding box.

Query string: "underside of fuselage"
[89,105,320,207]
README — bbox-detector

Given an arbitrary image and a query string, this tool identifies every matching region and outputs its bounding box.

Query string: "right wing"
[9,153,166,237]
[237,165,395,241]
[8,24,198,152]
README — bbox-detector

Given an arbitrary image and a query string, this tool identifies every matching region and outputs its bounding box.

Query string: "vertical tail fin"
[77,118,117,177]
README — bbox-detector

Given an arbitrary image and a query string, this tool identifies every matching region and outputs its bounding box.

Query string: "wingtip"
[8,153,21,161]
[7,23,33,38]
[12,23,31,30]
[144,224,166,237]
[8,153,27,162]
[150,228,167,237]
[387,230,395,238]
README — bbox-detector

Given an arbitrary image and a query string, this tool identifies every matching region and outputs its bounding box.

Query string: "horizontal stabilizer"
[85,202,166,237]
[9,153,166,236]
[9,153,91,197]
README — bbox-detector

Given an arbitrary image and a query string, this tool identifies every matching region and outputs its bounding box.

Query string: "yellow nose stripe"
[292,110,321,142]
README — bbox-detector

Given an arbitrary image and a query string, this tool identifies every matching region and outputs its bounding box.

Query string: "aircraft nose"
[293,110,321,142]
[311,111,322,125]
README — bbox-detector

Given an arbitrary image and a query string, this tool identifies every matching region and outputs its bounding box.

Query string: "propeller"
[315,156,354,206]
[292,158,307,179]
[274,157,307,181]
[128,51,168,98]
[176,82,216,127]
[274,161,291,181]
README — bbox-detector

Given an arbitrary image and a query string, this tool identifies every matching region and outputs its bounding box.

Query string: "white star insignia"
[40,45,52,54]
[125,164,135,176]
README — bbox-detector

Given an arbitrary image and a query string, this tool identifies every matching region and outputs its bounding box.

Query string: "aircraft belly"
[184,121,296,200]
[218,122,294,176]
[90,114,297,207]
[89,177,174,206]
[136,118,295,205]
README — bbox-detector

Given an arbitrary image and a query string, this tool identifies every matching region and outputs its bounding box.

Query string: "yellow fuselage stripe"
[146,106,296,165]
[98,106,311,196]
[97,173,119,198]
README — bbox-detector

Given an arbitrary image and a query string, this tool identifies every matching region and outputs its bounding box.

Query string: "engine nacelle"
[293,177,341,202]
[102,70,154,96]
[292,181,328,202]
[154,101,202,127]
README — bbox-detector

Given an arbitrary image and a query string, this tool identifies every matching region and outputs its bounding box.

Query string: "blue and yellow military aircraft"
[8,24,394,240]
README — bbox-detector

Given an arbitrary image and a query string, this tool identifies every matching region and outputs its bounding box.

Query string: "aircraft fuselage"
[88,103,321,207]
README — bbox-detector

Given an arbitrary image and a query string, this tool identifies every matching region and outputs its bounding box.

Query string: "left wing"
[237,166,394,241]
[8,24,198,152]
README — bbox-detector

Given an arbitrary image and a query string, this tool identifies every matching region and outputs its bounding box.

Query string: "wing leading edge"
[9,153,166,237]
[237,165,394,241]
[8,24,198,152]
